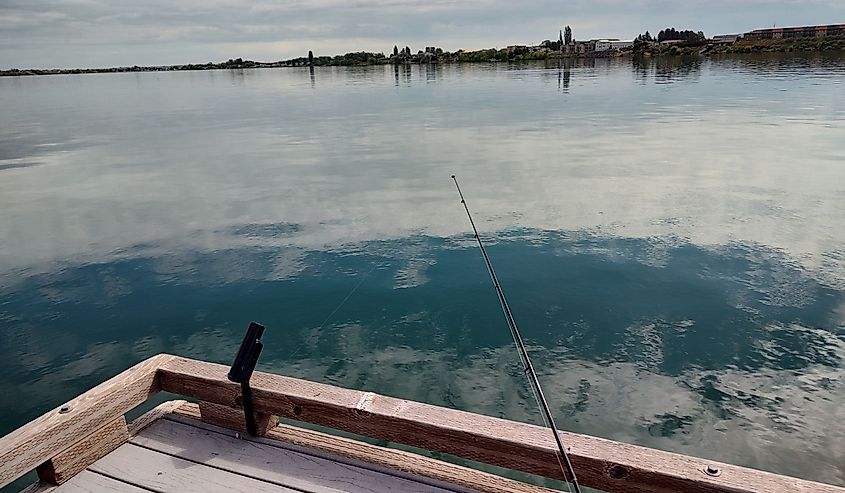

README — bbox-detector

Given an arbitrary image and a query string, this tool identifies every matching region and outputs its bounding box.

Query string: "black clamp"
[228,321,265,436]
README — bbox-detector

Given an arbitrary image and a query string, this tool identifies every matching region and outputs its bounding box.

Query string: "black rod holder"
[228,321,265,436]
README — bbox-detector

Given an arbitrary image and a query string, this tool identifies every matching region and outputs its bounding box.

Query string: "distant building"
[594,39,619,51]
[565,40,596,54]
[744,24,845,40]
[712,34,740,44]
[659,39,684,45]
[594,39,633,51]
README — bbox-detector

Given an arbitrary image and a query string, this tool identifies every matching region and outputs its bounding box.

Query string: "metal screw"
[58,405,72,414]
[703,465,722,477]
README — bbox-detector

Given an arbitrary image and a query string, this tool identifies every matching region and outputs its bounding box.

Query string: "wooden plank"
[159,357,845,493]
[0,354,174,488]
[21,401,185,493]
[198,401,277,436]
[87,443,300,493]
[51,470,152,492]
[131,416,481,493]
[171,402,559,493]
[36,417,129,484]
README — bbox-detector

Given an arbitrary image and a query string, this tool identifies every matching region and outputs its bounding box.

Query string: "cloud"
[1,0,844,67]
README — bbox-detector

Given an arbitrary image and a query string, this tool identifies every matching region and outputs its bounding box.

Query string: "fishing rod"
[451,175,582,493]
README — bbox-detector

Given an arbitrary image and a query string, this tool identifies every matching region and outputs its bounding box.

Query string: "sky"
[1,0,845,69]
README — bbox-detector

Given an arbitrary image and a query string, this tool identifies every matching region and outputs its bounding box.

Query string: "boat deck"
[24,401,540,493]
[7,355,845,493]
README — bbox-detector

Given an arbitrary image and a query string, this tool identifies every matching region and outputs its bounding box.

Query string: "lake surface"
[1,54,845,488]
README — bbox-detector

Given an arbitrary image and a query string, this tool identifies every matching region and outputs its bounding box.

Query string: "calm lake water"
[1,54,845,488]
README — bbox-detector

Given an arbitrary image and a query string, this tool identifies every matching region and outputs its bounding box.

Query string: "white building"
[595,39,633,51]
[712,34,740,44]
[594,39,618,51]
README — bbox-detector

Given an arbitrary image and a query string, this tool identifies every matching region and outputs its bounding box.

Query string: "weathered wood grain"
[19,399,185,491]
[0,354,175,488]
[51,470,152,492]
[158,356,845,493]
[131,416,482,493]
[36,417,129,485]
[171,402,560,493]
[88,443,300,493]
[198,401,277,436]
[127,399,188,436]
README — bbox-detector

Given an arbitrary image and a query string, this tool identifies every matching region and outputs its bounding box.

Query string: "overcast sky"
[2,0,844,69]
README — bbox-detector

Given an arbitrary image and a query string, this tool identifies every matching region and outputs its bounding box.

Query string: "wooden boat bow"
[1,354,842,493]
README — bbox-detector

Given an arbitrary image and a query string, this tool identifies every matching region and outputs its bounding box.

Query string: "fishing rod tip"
[450,174,455,179]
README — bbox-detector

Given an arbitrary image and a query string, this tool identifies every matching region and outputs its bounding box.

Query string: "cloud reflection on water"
[1,58,844,487]
[277,333,845,486]
[1,58,844,291]
[1,230,843,484]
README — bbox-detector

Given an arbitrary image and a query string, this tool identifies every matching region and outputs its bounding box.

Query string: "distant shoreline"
[1,61,295,77]
[0,57,585,77]
[0,52,605,77]
[3,36,844,77]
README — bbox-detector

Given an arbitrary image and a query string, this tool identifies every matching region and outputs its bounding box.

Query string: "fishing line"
[287,264,374,361]
[315,268,372,331]
[451,175,582,493]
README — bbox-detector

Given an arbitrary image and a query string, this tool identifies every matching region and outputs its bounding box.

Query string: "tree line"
[636,28,706,43]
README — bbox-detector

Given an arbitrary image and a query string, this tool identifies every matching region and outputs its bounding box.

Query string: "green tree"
[393,45,399,57]
[564,26,572,45]
[657,28,705,43]
[308,51,314,65]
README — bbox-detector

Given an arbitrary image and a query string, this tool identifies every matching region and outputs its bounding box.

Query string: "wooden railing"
[1,354,843,493]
